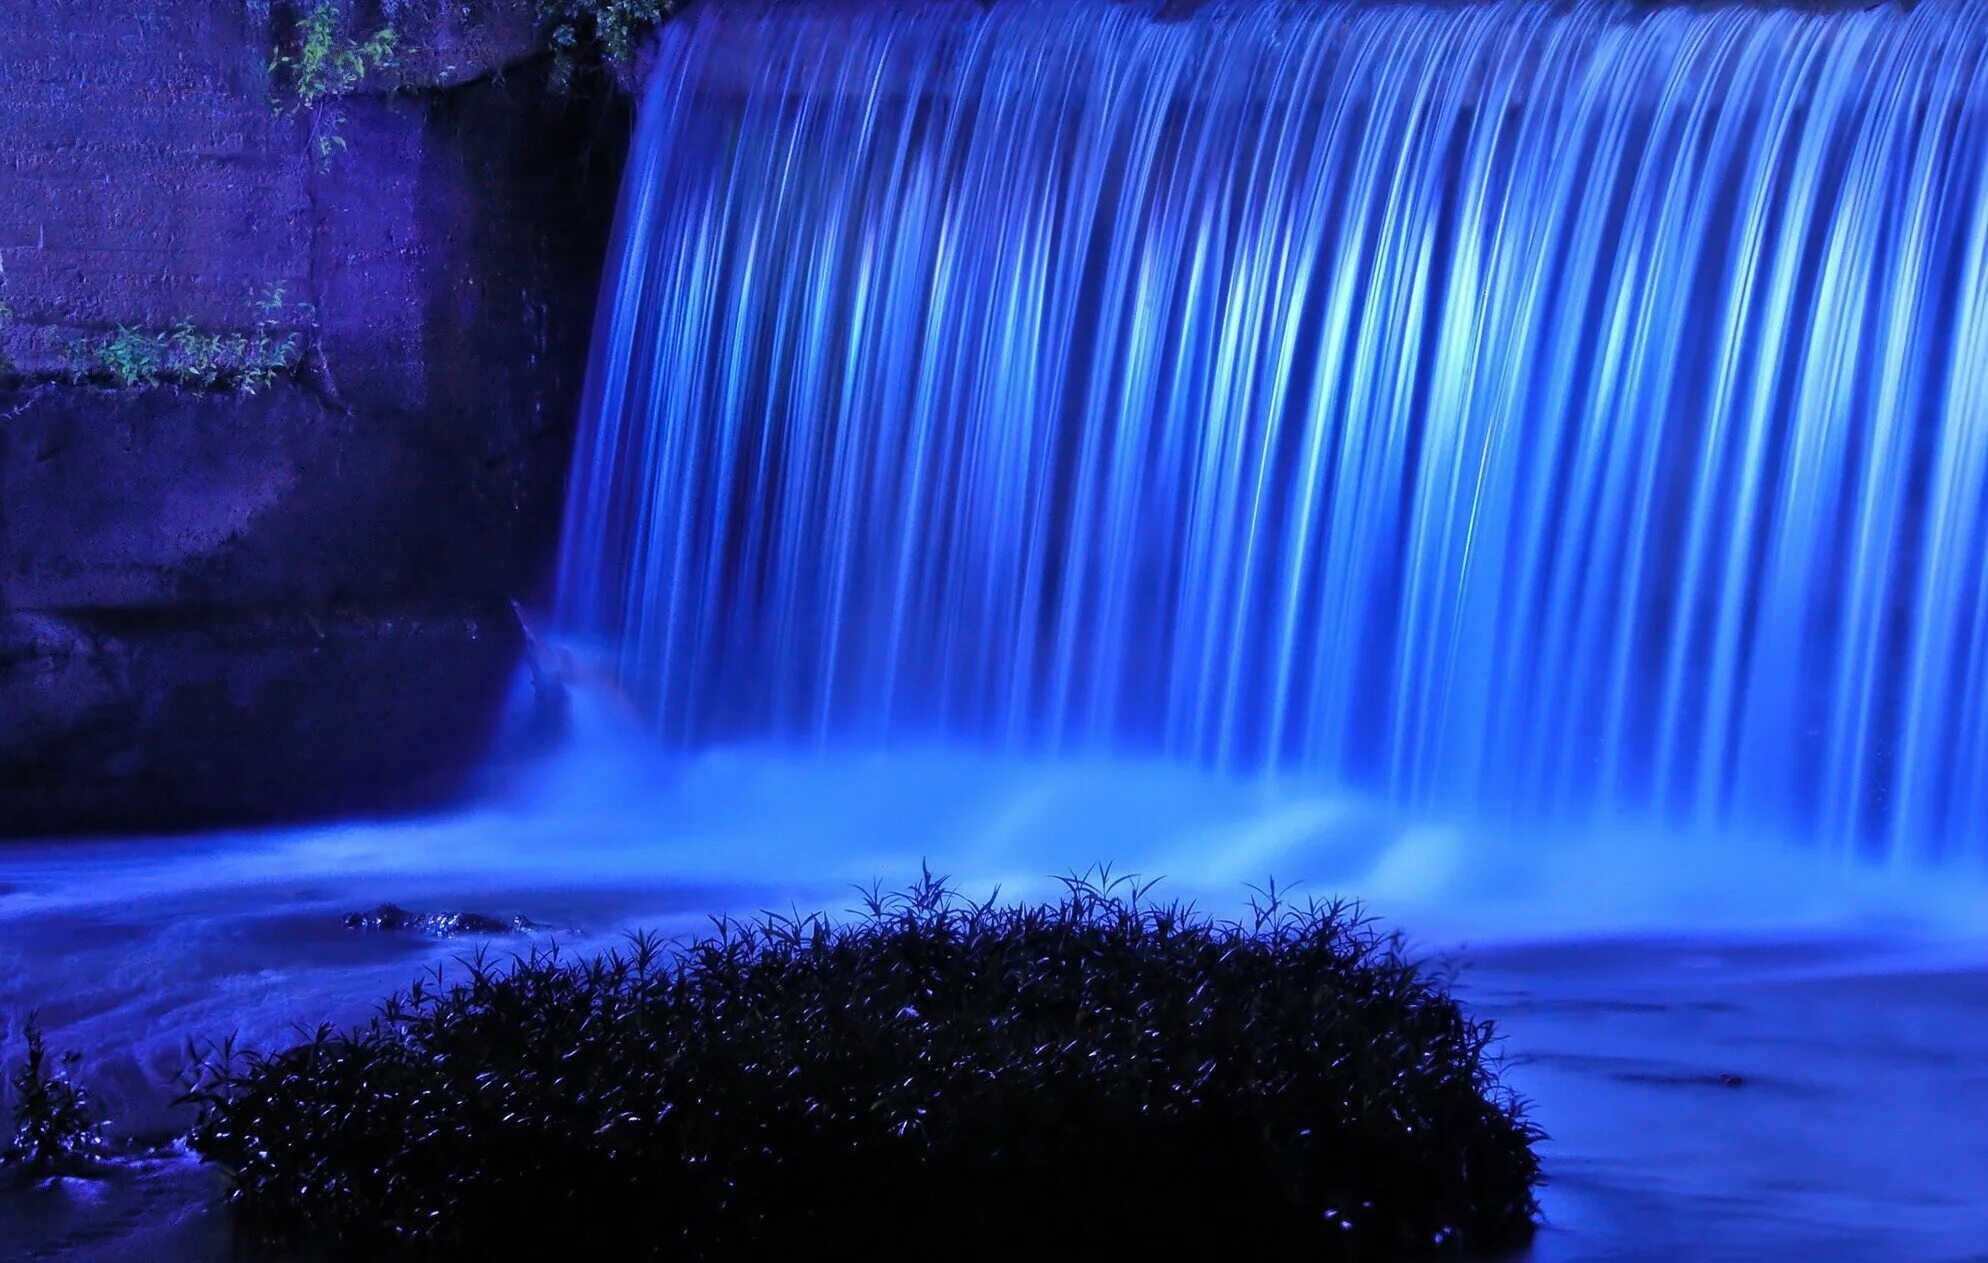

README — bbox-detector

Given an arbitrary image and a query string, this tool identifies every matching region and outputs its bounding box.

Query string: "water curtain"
[560,0,1988,861]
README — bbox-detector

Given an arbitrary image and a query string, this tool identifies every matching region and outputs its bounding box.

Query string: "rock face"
[0,609,521,832]
[0,1,631,833]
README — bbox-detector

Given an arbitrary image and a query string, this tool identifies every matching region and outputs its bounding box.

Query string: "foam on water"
[7,691,1984,951]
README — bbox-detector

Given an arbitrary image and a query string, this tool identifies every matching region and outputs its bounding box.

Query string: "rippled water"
[4,698,1985,1260]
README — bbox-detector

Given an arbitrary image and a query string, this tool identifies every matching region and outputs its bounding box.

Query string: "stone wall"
[0,0,631,833]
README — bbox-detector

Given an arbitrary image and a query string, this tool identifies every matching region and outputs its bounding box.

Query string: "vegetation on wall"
[254,0,673,124]
[258,0,668,159]
[538,0,675,90]
[72,286,307,394]
[269,2,400,164]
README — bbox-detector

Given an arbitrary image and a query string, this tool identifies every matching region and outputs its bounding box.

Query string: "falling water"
[558,0,1988,864]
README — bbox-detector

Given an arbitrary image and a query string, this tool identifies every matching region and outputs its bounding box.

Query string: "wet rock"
[342,904,542,936]
[0,609,519,835]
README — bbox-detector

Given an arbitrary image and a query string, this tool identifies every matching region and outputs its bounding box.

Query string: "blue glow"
[558,0,1988,864]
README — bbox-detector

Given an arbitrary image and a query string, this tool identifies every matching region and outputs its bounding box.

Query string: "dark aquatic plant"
[182,869,1541,1259]
[4,1014,109,1179]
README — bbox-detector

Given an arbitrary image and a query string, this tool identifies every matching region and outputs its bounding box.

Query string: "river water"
[4,695,1984,1261]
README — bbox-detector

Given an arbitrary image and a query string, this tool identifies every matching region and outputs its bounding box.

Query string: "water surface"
[4,706,1983,1260]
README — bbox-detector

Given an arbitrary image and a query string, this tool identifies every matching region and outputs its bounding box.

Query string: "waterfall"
[557,0,1988,864]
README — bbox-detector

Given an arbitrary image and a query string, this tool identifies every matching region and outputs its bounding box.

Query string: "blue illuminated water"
[559,0,1988,865]
[10,4,1988,1257]
[9,699,1986,1260]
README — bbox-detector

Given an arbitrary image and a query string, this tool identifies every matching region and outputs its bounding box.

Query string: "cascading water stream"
[557,0,1988,865]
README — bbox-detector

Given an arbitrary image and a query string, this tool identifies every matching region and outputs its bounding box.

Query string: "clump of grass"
[4,1014,108,1180]
[182,869,1540,1259]
[81,285,305,393]
[270,2,399,163]
[537,0,674,91]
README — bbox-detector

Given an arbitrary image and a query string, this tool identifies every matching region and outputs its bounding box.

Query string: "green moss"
[182,870,1542,1259]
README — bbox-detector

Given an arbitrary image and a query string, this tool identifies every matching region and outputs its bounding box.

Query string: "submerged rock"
[342,904,542,937]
